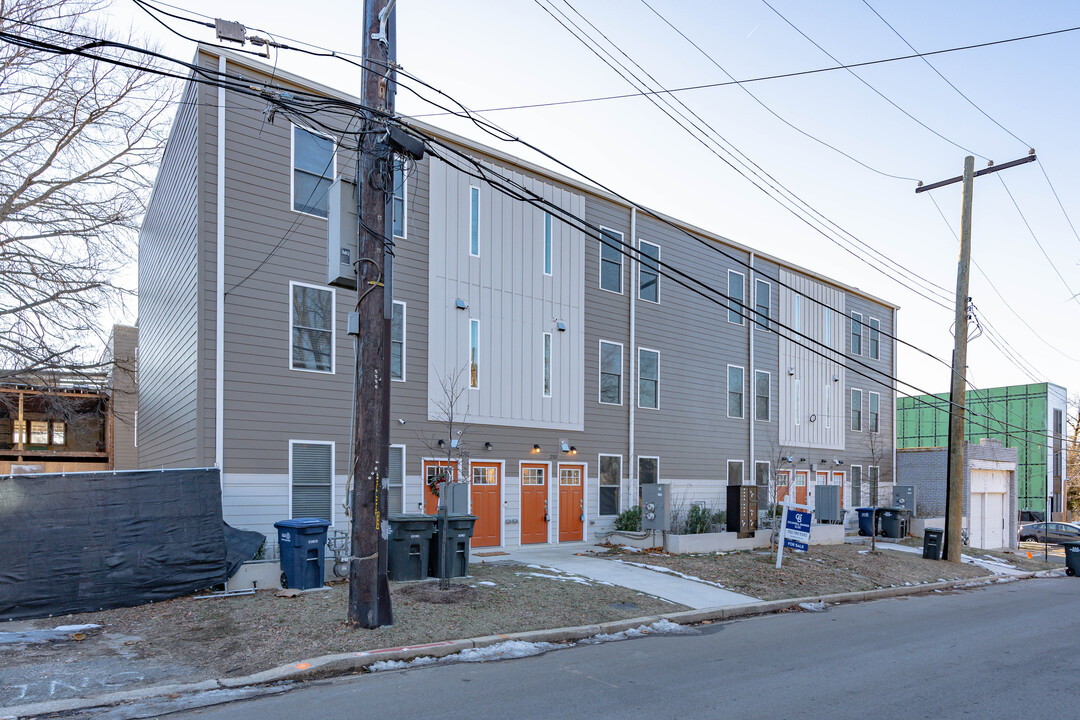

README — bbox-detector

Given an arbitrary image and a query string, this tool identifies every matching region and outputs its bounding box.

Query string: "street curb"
[3,569,1061,719]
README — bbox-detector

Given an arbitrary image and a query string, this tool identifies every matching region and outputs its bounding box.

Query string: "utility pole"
[348,0,396,627]
[916,151,1035,562]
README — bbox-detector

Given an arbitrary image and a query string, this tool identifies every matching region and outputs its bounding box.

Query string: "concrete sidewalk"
[501,544,759,609]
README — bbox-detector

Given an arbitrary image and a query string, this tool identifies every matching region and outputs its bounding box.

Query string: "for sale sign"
[775,500,814,569]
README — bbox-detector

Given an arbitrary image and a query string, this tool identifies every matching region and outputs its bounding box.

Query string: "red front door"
[470,462,501,547]
[794,470,808,505]
[423,460,457,514]
[832,471,846,509]
[776,470,791,504]
[558,464,584,542]
[520,463,549,544]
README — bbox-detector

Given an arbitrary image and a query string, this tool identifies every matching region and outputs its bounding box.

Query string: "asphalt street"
[157,577,1078,720]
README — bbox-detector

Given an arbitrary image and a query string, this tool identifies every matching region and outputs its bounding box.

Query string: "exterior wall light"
[532,444,541,453]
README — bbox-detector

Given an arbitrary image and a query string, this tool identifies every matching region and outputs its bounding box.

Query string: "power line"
[1037,157,1080,248]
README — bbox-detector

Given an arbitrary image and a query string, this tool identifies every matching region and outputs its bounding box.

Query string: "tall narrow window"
[12,421,26,445]
[391,301,405,381]
[639,240,660,302]
[542,332,552,398]
[869,392,880,433]
[469,186,480,256]
[599,455,621,516]
[755,370,770,421]
[600,228,623,293]
[544,212,552,275]
[755,279,770,330]
[469,319,479,388]
[638,456,658,485]
[388,445,405,514]
[638,348,659,409]
[727,460,744,485]
[850,312,863,355]
[291,282,334,373]
[727,365,744,419]
[851,465,862,506]
[292,126,334,217]
[727,270,745,324]
[756,461,770,488]
[851,388,863,431]
[794,379,801,426]
[825,385,831,429]
[51,421,66,446]
[869,318,880,360]
[599,341,622,405]
[392,161,406,237]
[291,441,333,521]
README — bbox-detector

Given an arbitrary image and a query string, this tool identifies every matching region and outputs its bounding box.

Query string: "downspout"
[628,207,637,509]
[215,54,226,478]
[749,252,755,487]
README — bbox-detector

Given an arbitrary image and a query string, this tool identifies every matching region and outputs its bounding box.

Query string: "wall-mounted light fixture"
[783,455,794,463]
[569,446,577,455]
[455,298,468,310]
[788,367,795,376]
[833,458,843,465]
[532,444,541,453]
[398,418,406,425]
[799,458,807,463]
[437,439,446,448]
[484,442,493,451]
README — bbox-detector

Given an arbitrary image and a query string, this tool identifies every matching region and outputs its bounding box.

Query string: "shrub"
[684,503,713,534]
[613,505,642,532]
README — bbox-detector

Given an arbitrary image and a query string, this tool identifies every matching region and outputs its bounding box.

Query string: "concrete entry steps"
[500,543,760,610]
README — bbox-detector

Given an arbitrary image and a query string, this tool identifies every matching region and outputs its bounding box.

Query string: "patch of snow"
[456,640,559,662]
[516,571,594,586]
[477,581,497,586]
[52,624,100,632]
[583,619,698,643]
[620,546,643,553]
[798,602,827,613]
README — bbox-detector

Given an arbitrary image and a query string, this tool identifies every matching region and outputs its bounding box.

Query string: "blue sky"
[106,0,1080,397]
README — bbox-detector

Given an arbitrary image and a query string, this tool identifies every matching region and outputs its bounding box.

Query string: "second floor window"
[755,370,770,421]
[391,301,405,380]
[639,348,659,409]
[543,332,552,397]
[544,213,553,275]
[851,388,863,431]
[639,240,660,302]
[292,126,334,217]
[600,341,622,405]
[291,282,334,373]
[392,161,406,237]
[728,365,744,419]
[850,312,863,355]
[470,319,479,388]
[469,186,480,256]
[600,229,623,293]
[869,392,880,433]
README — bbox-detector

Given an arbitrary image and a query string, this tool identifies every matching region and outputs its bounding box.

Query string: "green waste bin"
[1063,541,1080,577]
[387,514,437,581]
[922,527,944,560]
[878,508,910,539]
[429,514,477,579]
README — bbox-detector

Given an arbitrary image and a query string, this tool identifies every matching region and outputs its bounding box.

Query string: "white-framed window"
[869,317,880,360]
[794,379,801,426]
[755,461,770,488]
[825,384,832,429]
[869,391,880,433]
[638,456,659,485]
[30,421,48,444]
[542,332,552,398]
[755,370,770,421]
[544,212,553,276]
[50,421,66,446]
[391,301,406,381]
[727,364,744,419]
[289,440,334,522]
[392,160,407,238]
[638,348,659,410]
[469,186,480,256]
[850,312,863,355]
[727,269,745,324]
[599,227,623,294]
[291,125,335,218]
[851,465,862,506]
[638,240,660,303]
[754,279,770,330]
[599,340,623,405]
[469,319,479,389]
[388,444,405,514]
[728,459,744,485]
[599,454,621,516]
[290,281,335,373]
[851,388,863,431]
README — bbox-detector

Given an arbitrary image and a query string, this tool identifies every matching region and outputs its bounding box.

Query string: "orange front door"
[470,462,501,547]
[520,463,549,544]
[832,471,846,509]
[423,460,458,514]
[794,470,808,505]
[558,464,584,542]
[776,470,791,504]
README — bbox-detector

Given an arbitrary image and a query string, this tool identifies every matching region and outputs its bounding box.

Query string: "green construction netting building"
[897,382,1067,513]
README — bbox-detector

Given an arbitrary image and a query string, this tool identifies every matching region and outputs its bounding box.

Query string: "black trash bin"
[429,514,478,579]
[387,514,437,581]
[922,527,944,560]
[1063,541,1080,577]
[274,518,331,590]
[856,508,877,537]
[878,508,910,539]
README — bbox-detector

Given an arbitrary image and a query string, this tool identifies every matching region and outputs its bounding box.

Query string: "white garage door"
[970,469,1009,550]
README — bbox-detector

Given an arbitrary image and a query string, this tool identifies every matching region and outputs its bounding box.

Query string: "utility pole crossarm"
[915,153,1035,193]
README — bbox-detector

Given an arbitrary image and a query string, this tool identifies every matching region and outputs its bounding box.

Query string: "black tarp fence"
[0,467,251,621]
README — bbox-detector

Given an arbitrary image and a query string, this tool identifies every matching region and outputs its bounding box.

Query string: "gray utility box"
[438,481,470,514]
[641,483,670,531]
[326,176,358,289]
[892,485,916,515]
[815,485,843,523]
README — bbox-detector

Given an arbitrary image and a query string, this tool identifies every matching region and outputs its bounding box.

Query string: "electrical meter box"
[640,483,670,532]
[892,485,916,515]
[327,176,358,289]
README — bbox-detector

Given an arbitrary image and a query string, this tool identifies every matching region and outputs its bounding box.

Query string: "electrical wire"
[1037,158,1080,248]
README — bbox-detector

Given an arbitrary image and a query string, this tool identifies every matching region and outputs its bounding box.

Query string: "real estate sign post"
[775,500,812,569]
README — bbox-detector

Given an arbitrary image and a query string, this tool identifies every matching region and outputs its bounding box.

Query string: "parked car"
[1018,521,1080,544]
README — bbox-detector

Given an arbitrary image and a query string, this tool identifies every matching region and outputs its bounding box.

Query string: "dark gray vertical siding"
[137,82,201,469]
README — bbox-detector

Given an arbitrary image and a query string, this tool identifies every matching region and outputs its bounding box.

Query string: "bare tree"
[866,430,893,552]
[415,367,472,496]
[1,0,173,377]
[1065,393,1080,521]
[760,439,794,555]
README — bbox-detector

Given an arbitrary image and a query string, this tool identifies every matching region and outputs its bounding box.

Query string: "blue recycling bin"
[274,518,331,590]
[856,508,877,537]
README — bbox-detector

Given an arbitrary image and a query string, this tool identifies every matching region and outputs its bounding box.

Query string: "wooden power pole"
[348,0,395,627]
[916,151,1035,562]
